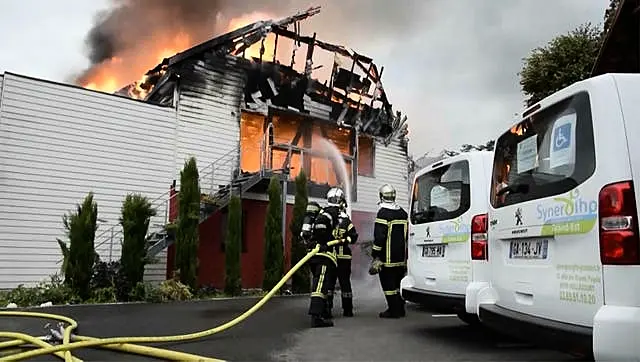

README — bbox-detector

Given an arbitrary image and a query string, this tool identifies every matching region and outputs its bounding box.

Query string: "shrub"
[263,175,284,292]
[194,285,220,299]
[126,282,158,302]
[224,195,242,296]
[57,192,99,300]
[175,157,200,289]
[1,275,80,307]
[119,194,157,299]
[88,287,117,304]
[290,171,310,293]
[158,279,193,301]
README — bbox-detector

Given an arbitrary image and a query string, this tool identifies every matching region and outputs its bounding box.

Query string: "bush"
[1,275,80,307]
[290,171,310,293]
[119,194,157,299]
[263,175,284,292]
[128,282,163,303]
[87,287,117,304]
[175,157,200,289]
[158,279,193,301]
[57,192,99,300]
[224,195,243,296]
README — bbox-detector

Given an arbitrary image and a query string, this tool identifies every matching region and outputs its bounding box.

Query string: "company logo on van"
[536,189,597,235]
[439,217,470,243]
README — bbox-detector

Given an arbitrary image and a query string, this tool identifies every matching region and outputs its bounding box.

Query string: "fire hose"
[0,239,344,362]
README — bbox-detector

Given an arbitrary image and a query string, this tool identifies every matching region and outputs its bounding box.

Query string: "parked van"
[401,151,494,324]
[471,74,640,360]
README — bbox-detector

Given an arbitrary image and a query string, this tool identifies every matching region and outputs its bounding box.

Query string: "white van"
[471,74,640,360]
[401,151,494,324]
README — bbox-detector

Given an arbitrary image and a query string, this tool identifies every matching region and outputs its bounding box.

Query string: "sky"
[0,0,609,158]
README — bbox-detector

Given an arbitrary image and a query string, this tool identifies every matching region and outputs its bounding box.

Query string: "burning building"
[0,7,410,289]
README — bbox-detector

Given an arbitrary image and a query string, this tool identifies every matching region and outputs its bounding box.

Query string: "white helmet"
[327,187,346,208]
[379,183,396,203]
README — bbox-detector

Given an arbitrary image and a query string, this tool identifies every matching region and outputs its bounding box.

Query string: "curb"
[1,293,311,311]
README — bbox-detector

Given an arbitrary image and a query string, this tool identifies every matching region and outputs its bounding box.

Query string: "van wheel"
[456,311,480,326]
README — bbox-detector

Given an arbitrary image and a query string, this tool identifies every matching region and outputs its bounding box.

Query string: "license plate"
[509,239,549,259]
[422,244,445,258]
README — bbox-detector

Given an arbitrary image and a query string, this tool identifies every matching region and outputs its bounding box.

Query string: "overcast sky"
[0,0,608,158]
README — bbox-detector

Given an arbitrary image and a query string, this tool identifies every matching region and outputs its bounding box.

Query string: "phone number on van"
[559,290,596,305]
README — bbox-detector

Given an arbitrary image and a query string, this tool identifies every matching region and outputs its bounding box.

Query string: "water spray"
[316,138,353,217]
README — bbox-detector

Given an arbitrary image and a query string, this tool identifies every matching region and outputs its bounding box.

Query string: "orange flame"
[78,12,278,99]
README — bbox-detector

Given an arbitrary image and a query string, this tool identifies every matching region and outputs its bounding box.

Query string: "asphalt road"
[1,277,587,361]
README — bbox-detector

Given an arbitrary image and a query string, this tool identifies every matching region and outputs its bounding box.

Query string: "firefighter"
[369,183,409,318]
[301,189,345,328]
[326,197,358,318]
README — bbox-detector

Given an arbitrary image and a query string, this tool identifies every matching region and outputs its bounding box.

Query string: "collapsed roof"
[136,6,408,143]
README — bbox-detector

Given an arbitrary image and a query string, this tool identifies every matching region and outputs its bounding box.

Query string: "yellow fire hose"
[0,239,342,362]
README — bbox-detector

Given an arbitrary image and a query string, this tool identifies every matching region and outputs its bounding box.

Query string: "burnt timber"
[140,6,409,146]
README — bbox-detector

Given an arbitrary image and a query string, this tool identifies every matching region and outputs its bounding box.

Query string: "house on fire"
[0,7,410,289]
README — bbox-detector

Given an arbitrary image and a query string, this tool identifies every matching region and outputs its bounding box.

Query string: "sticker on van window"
[549,113,577,169]
[517,134,538,173]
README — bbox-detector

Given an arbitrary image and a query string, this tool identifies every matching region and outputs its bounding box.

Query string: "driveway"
[1,276,586,361]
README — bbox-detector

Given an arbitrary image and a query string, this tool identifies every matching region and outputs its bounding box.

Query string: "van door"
[488,90,610,327]
[409,158,473,295]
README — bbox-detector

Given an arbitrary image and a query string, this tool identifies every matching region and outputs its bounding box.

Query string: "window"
[240,112,265,173]
[490,92,595,208]
[308,123,353,187]
[410,160,470,224]
[358,135,374,177]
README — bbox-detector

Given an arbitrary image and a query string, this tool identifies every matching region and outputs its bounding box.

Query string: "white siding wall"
[175,56,245,193]
[353,138,410,213]
[0,73,176,289]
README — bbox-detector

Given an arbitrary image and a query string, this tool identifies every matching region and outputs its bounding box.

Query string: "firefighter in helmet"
[326,190,358,318]
[301,188,347,327]
[369,183,409,318]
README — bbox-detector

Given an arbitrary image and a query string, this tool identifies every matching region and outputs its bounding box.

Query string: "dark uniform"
[372,202,409,318]
[303,202,341,328]
[327,210,358,317]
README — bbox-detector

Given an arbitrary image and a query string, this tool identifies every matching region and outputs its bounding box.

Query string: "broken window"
[272,115,301,145]
[240,112,265,173]
[272,149,303,179]
[358,135,374,177]
[309,123,353,186]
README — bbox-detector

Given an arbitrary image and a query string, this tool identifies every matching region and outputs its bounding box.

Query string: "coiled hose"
[0,239,343,361]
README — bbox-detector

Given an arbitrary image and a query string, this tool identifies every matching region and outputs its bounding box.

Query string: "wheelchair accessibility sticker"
[550,113,576,169]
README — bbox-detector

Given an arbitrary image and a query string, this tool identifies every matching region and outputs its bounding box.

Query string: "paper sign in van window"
[517,134,538,173]
[549,113,576,169]
[430,185,450,206]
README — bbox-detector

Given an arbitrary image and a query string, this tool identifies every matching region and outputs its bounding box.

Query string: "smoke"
[74,0,427,86]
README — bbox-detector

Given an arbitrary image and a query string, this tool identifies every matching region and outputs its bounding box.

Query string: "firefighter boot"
[323,292,334,319]
[311,315,334,328]
[379,295,402,319]
[342,296,354,317]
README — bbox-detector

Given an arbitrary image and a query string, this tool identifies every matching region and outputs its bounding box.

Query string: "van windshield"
[411,160,470,224]
[490,91,596,208]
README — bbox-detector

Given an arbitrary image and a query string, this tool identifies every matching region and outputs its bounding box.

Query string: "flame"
[226,11,277,60]
[79,32,192,98]
[78,12,278,99]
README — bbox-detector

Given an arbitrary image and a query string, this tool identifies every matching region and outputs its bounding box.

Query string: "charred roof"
[139,6,408,144]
